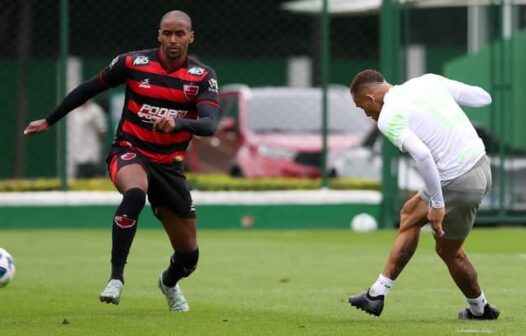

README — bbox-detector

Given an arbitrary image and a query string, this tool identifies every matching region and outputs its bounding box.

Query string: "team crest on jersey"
[133,56,149,66]
[187,67,204,75]
[120,152,136,161]
[183,85,199,99]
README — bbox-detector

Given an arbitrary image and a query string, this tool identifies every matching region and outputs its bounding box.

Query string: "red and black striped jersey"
[98,49,219,164]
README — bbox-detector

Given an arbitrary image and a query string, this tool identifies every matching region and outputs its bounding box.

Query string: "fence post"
[380,0,401,229]
[320,0,330,188]
[59,0,69,190]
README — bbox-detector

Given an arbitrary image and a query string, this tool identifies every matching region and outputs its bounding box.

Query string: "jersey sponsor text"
[137,104,188,122]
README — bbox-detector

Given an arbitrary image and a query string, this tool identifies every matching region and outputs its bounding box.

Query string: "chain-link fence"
[396,2,526,222]
[0,0,378,182]
[2,0,526,221]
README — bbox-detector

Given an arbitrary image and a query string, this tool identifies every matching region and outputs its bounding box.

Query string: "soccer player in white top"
[348,69,500,320]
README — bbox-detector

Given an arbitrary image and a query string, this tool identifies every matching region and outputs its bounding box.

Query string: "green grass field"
[0,228,524,336]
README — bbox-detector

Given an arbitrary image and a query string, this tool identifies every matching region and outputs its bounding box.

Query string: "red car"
[185,85,373,178]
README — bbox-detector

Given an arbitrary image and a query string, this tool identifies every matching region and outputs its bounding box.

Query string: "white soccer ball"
[350,213,378,232]
[0,247,15,288]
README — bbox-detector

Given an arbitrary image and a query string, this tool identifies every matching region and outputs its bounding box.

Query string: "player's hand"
[427,206,445,237]
[152,115,176,133]
[23,119,50,136]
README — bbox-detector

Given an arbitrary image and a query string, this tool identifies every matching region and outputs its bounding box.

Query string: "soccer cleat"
[458,303,500,320]
[99,279,124,305]
[349,289,385,317]
[158,274,190,312]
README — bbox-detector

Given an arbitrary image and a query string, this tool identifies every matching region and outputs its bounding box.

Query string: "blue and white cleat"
[158,274,190,312]
[99,279,124,305]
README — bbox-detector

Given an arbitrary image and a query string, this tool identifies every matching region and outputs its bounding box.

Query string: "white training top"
[378,74,492,208]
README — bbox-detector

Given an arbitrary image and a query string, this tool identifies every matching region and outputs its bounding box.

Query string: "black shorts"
[107,146,195,219]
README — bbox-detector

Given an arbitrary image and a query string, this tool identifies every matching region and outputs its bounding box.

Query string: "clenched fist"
[151,115,176,133]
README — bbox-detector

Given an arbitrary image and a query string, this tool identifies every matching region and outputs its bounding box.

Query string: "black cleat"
[349,289,385,317]
[458,303,500,320]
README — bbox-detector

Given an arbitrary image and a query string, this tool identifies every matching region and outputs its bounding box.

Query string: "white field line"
[456,329,494,334]
[0,190,381,207]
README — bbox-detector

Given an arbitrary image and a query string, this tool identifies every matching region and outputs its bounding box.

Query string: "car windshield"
[246,88,370,135]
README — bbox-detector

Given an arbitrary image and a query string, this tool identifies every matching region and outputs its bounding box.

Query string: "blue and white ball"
[0,247,15,288]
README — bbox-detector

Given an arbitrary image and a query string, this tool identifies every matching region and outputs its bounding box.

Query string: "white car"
[331,128,423,192]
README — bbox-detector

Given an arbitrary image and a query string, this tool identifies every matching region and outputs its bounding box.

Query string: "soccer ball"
[0,247,15,288]
[350,213,378,232]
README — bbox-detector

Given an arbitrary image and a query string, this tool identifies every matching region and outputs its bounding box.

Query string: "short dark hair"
[350,69,385,94]
[160,10,192,29]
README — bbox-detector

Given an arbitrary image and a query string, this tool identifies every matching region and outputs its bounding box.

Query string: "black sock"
[110,188,146,282]
[162,249,199,287]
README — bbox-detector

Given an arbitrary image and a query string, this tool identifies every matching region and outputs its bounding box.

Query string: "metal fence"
[1,0,526,225]
[391,1,526,225]
[1,0,378,181]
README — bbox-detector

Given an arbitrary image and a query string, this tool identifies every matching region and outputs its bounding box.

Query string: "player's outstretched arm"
[442,76,492,107]
[24,55,124,137]
[24,77,106,137]
[24,119,50,136]
[44,76,108,126]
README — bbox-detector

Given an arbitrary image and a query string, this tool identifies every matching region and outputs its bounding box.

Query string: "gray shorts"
[418,156,492,240]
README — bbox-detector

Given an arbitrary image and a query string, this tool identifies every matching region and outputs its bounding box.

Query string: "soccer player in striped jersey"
[24,10,219,311]
[348,70,500,320]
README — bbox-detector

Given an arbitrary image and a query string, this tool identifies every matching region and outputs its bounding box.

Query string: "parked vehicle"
[185,85,373,178]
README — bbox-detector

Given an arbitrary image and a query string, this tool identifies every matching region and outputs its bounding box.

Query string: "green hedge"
[0,175,380,192]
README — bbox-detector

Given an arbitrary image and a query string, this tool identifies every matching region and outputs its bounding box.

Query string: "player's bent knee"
[435,244,462,263]
[179,249,199,277]
[114,188,147,228]
[435,245,446,260]
[399,214,421,232]
[123,188,146,206]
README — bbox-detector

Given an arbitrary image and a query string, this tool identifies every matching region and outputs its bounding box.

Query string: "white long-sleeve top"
[378,74,492,208]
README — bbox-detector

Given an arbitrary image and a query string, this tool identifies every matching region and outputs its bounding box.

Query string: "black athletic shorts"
[106,146,195,219]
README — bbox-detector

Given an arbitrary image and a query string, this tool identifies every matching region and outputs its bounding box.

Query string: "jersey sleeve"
[377,111,411,152]
[174,103,218,136]
[402,131,444,208]
[173,66,220,136]
[45,77,108,125]
[432,74,492,107]
[196,68,220,106]
[98,54,128,88]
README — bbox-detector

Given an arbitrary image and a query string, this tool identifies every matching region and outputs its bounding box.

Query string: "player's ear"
[189,30,195,44]
[157,30,162,43]
[365,93,375,103]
